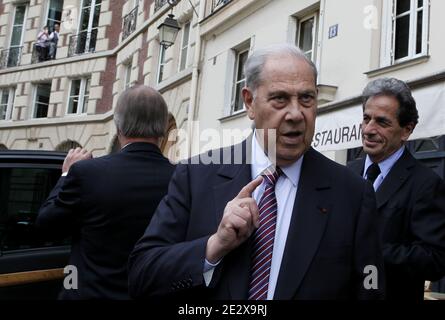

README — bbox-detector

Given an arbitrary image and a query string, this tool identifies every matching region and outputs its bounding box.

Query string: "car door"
[0,156,71,299]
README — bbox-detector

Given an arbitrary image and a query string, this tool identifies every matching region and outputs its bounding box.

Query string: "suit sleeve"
[35,164,83,237]
[128,164,211,298]
[354,181,386,299]
[383,176,445,281]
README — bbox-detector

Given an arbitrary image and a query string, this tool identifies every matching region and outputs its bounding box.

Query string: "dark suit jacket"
[36,142,175,299]
[128,139,385,300]
[348,148,445,300]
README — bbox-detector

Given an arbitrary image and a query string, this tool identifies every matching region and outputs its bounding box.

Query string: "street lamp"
[158,13,181,49]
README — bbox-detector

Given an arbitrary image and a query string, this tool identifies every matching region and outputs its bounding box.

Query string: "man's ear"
[242,87,255,120]
[401,122,415,142]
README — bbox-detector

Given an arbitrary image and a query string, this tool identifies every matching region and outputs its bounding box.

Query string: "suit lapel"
[375,149,415,209]
[348,158,365,177]
[212,137,253,299]
[274,148,331,299]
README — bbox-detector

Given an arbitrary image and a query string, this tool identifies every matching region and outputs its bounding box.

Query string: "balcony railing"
[0,47,23,69]
[31,43,58,64]
[122,6,138,40]
[68,30,98,57]
[212,0,232,13]
[154,0,168,12]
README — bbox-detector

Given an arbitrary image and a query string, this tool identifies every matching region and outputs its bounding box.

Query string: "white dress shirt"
[203,132,303,300]
[363,145,405,191]
[251,131,303,299]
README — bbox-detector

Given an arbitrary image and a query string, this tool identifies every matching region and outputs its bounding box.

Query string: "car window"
[0,167,70,252]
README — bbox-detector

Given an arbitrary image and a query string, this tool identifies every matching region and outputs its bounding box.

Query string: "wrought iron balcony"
[31,42,58,64]
[122,6,138,40]
[0,47,23,69]
[212,0,231,12]
[68,30,98,57]
[155,0,168,12]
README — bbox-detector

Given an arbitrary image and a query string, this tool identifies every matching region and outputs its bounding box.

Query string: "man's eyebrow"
[267,90,289,97]
[376,116,391,123]
[299,89,317,95]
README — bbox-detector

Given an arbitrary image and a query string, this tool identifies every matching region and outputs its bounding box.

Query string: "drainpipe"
[186,0,206,158]
[316,0,326,84]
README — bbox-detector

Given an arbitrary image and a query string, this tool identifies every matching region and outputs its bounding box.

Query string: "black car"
[0,150,70,299]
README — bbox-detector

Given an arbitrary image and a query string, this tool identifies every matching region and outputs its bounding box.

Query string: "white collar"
[251,130,303,187]
[364,145,405,179]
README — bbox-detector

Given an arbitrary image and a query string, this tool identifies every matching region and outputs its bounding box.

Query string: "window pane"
[10,26,23,46]
[80,6,91,31]
[68,80,81,113]
[0,105,6,120]
[180,49,187,71]
[395,15,410,60]
[237,51,248,81]
[47,0,63,29]
[179,23,190,71]
[85,78,90,95]
[396,0,411,15]
[125,65,131,88]
[299,18,314,57]
[233,80,245,112]
[70,79,81,96]
[88,28,98,52]
[182,23,190,48]
[1,91,9,105]
[92,4,101,28]
[82,0,92,9]
[7,47,21,67]
[158,46,165,83]
[82,79,90,113]
[0,167,70,251]
[14,5,26,24]
[35,84,51,118]
[68,97,78,114]
[416,11,423,54]
[82,96,89,113]
[417,0,423,8]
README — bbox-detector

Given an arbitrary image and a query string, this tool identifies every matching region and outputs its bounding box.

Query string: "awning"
[313,82,445,152]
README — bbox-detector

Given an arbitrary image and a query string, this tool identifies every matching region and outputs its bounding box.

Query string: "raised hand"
[206,176,263,263]
[62,147,93,173]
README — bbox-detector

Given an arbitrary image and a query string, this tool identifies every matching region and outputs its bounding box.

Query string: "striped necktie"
[248,166,282,300]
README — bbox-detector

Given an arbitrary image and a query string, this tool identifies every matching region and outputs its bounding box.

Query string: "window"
[179,22,191,71]
[124,63,132,89]
[0,166,70,252]
[296,13,318,61]
[381,0,429,65]
[67,78,91,114]
[46,0,63,30]
[231,48,249,113]
[0,88,15,121]
[5,4,27,68]
[33,83,51,118]
[157,45,166,83]
[75,0,102,54]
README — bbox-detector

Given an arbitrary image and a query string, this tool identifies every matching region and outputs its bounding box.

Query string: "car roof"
[0,150,66,164]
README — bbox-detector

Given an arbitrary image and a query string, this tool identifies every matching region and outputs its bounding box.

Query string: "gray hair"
[244,43,318,92]
[362,78,419,127]
[114,85,168,138]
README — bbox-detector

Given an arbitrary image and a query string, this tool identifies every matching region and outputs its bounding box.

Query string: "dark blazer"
[348,148,445,300]
[36,142,175,299]
[128,139,385,300]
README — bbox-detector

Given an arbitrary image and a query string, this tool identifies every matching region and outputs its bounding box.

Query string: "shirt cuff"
[203,258,222,287]
[61,172,68,177]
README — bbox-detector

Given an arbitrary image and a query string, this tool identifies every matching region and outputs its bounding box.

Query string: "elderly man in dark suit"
[36,86,175,299]
[348,78,445,300]
[128,44,385,300]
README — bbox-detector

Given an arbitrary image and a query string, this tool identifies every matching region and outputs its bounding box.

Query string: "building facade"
[0,0,444,180]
